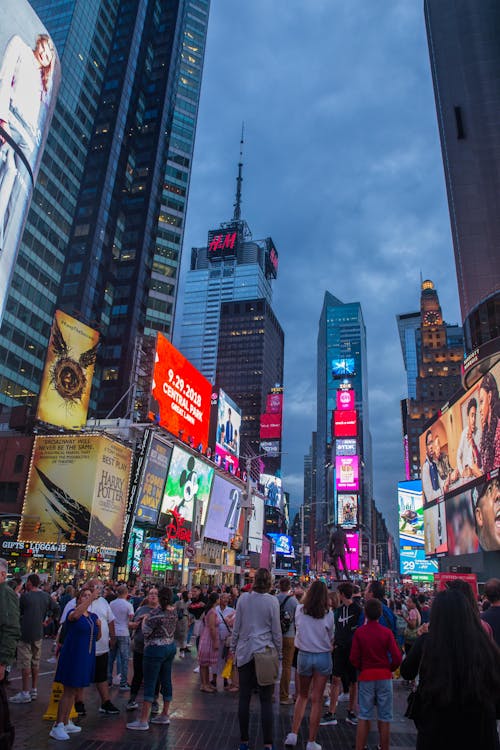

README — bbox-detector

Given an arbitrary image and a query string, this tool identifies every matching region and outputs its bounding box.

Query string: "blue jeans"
[358,679,393,721]
[143,643,176,703]
[108,636,130,687]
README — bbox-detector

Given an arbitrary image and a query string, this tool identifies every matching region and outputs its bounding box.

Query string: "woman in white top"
[285,580,335,750]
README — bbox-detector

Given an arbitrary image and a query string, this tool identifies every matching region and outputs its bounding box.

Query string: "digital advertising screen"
[19,435,132,549]
[398,480,424,547]
[336,388,355,410]
[260,412,282,440]
[399,548,439,579]
[134,433,172,526]
[147,539,183,573]
[248,493,264,553]
[260,473,284,511]
[418,359,500,505]
[336,455,359,491]
[36,310,99,430]
[159,444,214,528]
[268,533,294,556]
[203,474,241,544]
[127,527,144,575]
[337,493,358,528]
[215,388,241,473]
[445,486,480,556]
[333,410,357,438]
[345,532,359,570]
[149,333,212,451]
[336,438,357,456]
[0,1,61,322]
[424,500,448,556]
[259,440,281,457]
[266,391,283,414]
[331,358,356,378]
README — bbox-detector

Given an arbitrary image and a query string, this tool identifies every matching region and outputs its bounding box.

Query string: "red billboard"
[266,392,283,414]
[149,333,212,451]
[333,410,357,438]
[336,389,355,410]
[260,412,282,439]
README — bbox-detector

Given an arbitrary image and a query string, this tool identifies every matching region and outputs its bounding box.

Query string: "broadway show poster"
[160,445,214,527]
[19,435,132,549]
[134,434,172,525]
[36,310,99,430]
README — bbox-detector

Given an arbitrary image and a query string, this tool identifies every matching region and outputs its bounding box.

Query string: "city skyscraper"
[0,0,210,420]
[425,0,500,351]
[398,280,464,480]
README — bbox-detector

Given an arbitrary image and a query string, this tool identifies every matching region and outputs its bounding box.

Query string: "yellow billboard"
[36,310,99,430]
[19,435,132,549]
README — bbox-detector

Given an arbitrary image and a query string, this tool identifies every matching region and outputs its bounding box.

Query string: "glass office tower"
[0,0,210,420]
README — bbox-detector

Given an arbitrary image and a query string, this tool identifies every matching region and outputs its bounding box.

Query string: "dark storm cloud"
[177,1,461,536]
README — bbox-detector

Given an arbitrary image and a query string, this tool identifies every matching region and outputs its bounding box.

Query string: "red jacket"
[350,619,402,681]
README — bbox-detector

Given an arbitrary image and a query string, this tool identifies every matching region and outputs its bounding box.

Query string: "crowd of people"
[0,559,499,750]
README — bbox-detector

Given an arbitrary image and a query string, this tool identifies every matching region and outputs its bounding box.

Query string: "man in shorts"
[350,598,401,750]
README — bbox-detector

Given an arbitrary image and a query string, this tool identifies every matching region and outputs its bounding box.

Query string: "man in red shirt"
[350,598,401,750]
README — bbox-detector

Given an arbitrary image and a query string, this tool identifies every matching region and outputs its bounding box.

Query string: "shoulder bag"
[253,645,279,686]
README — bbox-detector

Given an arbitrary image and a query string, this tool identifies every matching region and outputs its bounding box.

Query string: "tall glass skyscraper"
[0,0,210,419]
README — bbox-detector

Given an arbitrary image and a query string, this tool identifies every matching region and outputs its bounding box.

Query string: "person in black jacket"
[401,588,500,750]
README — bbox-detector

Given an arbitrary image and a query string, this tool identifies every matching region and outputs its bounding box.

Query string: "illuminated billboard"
[260,412,282,440]
[419,359,500,504]
[268,533,294,555]
[337,494,358,529]
[332,358,356,378]
[345,532,359,570]
[159,444,214,529]
[336,439,357,456]
[398,480,424,547]
[336,456,359,491]
[0,3,60,322]
[134,433,172,526]
[37,310,99,430]
[248,493,264,553]
[19,435,132,549]
[400,548,439,579]
[336,389,355,410]
[149,333,212,451]
[266,392,283,414]
[333,410,357,438]
[207,224,240,260]
[215,388,241,474]
[260,473,284,511]
[204,474,241,544]
[424,500,447,556]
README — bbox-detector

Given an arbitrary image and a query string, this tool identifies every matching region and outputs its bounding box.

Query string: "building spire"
[233,123,244,221]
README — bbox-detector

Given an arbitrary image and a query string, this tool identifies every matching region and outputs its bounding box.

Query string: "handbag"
[405,687,422,720]
[253,646,279,687]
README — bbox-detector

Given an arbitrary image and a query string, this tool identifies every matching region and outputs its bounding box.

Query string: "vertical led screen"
[149,333,212,452]
[134,433,172,526]
[203,474,241,544]
[336,456,359,491]
[215,389,241,473]
[19,435,132,549]
[36,310,99,430]
[336,439,357,456]
[0,2,60,321]
[248,493,264,553]
[159,444,214,528]
[333,410,357,438]
[337,494,358,529]
[398,480,424,547]
[260,473,284,512]
[336,388,355,410]
[345,532,359,570]
[424,500,448,556]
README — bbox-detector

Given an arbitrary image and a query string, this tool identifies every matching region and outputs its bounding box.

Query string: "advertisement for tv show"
[398,480,424,547]
[215,388,241,474]
[159,444,214,533]
[0,1,61,322]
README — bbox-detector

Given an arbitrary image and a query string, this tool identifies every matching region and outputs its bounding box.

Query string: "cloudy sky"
[177,0,462,536]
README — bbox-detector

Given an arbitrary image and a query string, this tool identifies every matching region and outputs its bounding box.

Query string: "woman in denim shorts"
[285,581,335,750]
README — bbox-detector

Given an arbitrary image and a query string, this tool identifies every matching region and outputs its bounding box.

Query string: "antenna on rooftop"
[233,123,244,221]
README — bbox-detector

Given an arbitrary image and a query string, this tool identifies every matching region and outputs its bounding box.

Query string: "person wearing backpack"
[277,578,298,705]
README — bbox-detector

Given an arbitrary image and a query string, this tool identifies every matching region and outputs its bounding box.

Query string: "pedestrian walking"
[284,580,334,750]
[0,558,20,750]
[277,578,298,705]
[108,584,134,690]
[174,590,190,656]
[214,592,235,690]
[198,592,220,692]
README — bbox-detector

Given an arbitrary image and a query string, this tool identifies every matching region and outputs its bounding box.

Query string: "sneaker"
[319,712,337,726]
[323,696,330,707]
[193,666,200,673]
[284,732,298,746]
[49,723,70,740]
[338,692,349,702]
[346,710,358,726]
[99,700,120,715]
[30,688,37,699]
[126,720,149,731]
[9,691,31,703]
[280,697,294,705]
[126,698,139,710]
[151,700,160,714]
[74,701,86,716]
[150,714,170,724]
[63,721,82,734]
[306,743,321,750]
[119,684,131,692]
[179,650,185,658]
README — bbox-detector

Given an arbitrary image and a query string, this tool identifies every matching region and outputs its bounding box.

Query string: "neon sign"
[208,231,237,256]
[162,508,192,544]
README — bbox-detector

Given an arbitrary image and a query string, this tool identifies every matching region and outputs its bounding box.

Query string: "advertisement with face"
[419,360,500,504]
[473,475,500,552]
[260,473,284,511]
[398,480,424,547]
[337,494,358,529]
[248,493,264,553]
[159,444,214,528]
[0,3,60,321]
[424,500,448,556]
[134,434,172,525]
[19,435,132,549]
[149,333,212,452]
[203,474,241,544]
[215,389,241,473]
[336,456,359,492]
[268,533,294,555]
[445,487,479,556]
[36,310,99,430]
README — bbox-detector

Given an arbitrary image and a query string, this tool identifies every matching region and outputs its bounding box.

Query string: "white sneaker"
[323,696,330,707]
[306,742,322,750]
[9,691,31,704]
[64,721,82,734]
[30,688,38,699]
[179,650,185,658]
[193,666,200,673]
[49,723,70,741]
[284,732,298,746]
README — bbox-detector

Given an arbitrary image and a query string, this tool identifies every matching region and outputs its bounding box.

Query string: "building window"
[0,482,18,504]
